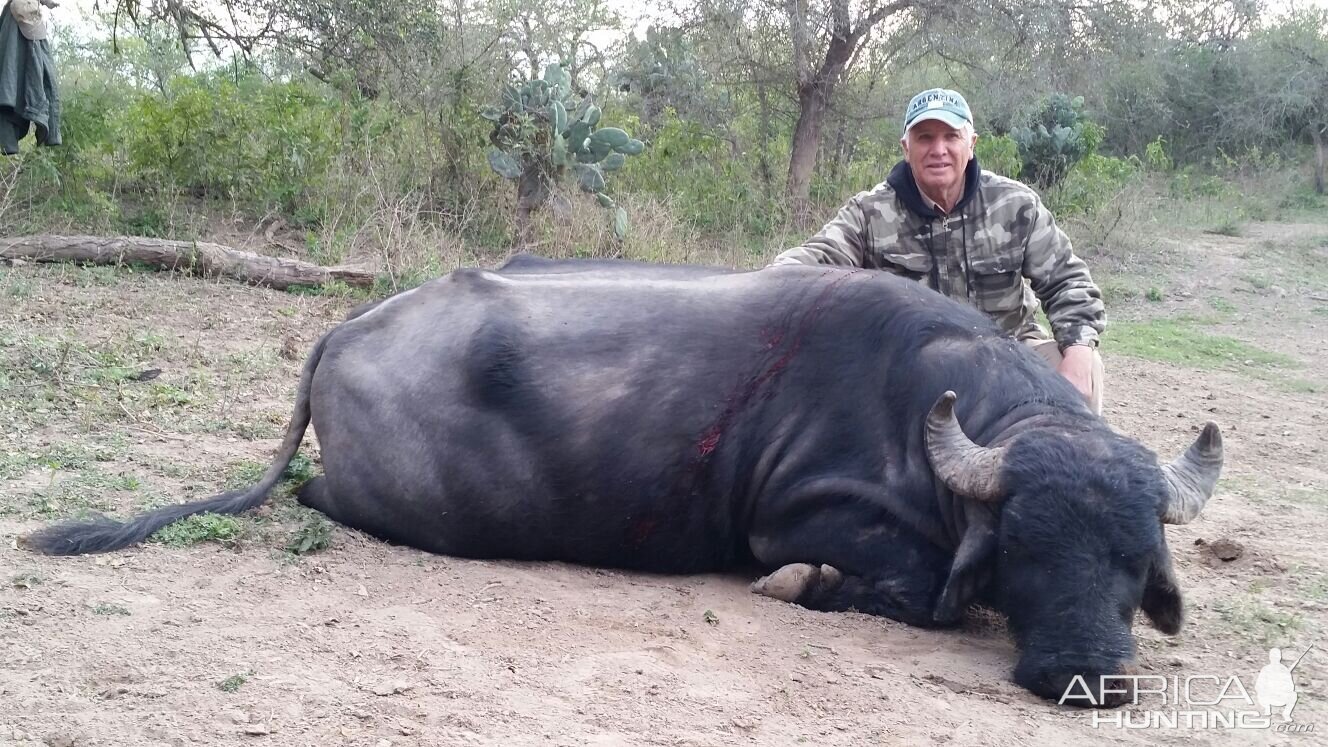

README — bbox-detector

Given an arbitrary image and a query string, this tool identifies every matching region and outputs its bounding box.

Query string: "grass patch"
[1240,235,1328,293]
[1098,278,1140,305]
[1,464,143,519]
[1207,219,1245,237]
[1289,567,1328,601]
[1218,476,1327,509]
[91,602,131,616]
[1242,273,1273,290]
[1145,286,1164,302]
[285,513,334,555]
[10,572,43,590]
[217,672,251,693]
[4,277,35,298]
[284,279,376,300]
[1214,596,1302,646]
[1103,317,1298,371]
[224,453,316,495]
[150,513,245,548]
[0,440,125,480]
[1280,379,1323,394]
[224,460,268,489]
[1207,297,1236,313]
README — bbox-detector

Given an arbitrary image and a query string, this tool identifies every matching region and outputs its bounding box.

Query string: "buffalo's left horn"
[1160,422,1224,524]
[925,391,1006,502]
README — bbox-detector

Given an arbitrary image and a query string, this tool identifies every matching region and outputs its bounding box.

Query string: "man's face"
[901,119,976,201]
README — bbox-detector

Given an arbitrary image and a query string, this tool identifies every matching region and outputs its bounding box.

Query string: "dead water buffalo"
[23,256,1223,706]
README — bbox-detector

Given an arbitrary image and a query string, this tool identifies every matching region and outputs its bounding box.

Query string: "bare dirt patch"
[2,225,1326,746]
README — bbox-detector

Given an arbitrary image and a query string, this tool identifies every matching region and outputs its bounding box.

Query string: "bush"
[1011,94,1101,189]
[615,108,785,235]
[975,134,1021,179]
[124,76,341,216]
[1047,152,1141,217]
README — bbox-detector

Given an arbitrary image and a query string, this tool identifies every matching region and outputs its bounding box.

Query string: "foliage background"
[3,0,1325,282]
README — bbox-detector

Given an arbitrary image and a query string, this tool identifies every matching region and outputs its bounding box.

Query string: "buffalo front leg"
[751,562,944,629]
[751,562,844,602]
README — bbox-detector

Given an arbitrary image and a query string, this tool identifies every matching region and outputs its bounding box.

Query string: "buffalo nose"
[1016,657,1140,708]
[1042,669,1138,708]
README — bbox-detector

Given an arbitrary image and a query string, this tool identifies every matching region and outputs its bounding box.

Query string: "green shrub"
[1047,153,1141,217]
[975,134,1021,179]
[123,77,340,216]
[1011,94,1101,189]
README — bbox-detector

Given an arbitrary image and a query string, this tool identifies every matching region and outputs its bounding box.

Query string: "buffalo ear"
[1142,540,1184,634]
[933,503,999,626]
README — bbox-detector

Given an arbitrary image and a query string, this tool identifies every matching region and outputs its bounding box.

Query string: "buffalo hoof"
[751,563,842,603]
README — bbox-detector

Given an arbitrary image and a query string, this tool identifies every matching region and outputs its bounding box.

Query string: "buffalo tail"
[19,332,332,555]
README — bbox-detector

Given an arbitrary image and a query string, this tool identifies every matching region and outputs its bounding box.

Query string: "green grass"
[1280,379,1323,394]
[217,672,251,693]
[1214,596,1302,646]
[1207,297,1236,313]
[1242,273,1273,290]
[3,277,35,298]
[91,602,132,616]
[1098,278,1141,305]
[1218,476,1327,509]
[151,513,245,547]
[1103,317,1298,371]
[286,514,334,555]
[0,464,144,519]
[1288,566,1328,601]
[10,572,43,590]
[1240,235,1328,293]
[0,440,126,480]
[1208,219,1245,237]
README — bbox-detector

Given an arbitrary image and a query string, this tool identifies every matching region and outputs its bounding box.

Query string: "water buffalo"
[23,256,1222,706]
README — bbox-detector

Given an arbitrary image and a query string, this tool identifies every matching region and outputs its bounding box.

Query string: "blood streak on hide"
[693,270,863,460]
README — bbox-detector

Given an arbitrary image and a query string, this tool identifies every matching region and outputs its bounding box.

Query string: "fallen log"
[0,235,375,290]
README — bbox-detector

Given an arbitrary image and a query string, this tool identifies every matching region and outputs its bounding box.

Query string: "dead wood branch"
[0,235,375,290]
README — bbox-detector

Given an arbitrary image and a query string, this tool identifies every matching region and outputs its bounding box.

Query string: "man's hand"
[1058,344,1095,402]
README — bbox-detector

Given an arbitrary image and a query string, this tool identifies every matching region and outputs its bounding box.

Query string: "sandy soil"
[2,222,1325,746]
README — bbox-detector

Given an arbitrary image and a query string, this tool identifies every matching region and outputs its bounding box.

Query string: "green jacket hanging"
[1,0,61,155]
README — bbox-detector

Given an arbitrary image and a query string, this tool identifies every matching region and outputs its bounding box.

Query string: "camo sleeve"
[769,193,869,267]
[1021,194,1106,349]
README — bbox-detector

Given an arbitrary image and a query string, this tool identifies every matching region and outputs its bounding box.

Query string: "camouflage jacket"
[772,160,1105,349]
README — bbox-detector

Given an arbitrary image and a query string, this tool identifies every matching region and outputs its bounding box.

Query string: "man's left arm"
[1021,195,1106,350]
[1021,195,1105,400]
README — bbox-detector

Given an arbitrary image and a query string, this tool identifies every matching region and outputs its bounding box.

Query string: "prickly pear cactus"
[1010,94,1099,189]
[482,62,646,239]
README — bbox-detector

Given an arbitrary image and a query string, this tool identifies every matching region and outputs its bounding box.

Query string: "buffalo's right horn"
[1160,422,1224,524]
[925,391,1007,502]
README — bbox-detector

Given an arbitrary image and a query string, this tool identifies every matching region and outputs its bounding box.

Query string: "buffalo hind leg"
[752,562,943,629]
[296,476,334,515]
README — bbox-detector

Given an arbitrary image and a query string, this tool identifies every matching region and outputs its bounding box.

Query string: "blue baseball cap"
[903,88,973,135]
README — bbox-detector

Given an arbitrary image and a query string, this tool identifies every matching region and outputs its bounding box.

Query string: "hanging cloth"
[1,0,62,155]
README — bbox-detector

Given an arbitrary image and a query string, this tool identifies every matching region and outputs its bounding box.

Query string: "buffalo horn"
[925,391,1006,502]
[1160,422,1224,524]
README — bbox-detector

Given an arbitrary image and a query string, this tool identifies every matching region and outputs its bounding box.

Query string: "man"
[771,88,1106,414]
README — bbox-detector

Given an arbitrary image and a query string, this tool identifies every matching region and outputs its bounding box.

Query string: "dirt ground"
[2,221,1326,746]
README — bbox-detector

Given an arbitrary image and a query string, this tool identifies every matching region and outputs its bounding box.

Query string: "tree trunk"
[787,84,830,226]
[1313,125,1325,196]
[0,236,375,289]
[785,16,859,227]
[514,167,553,249]
[756,83,773,190]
